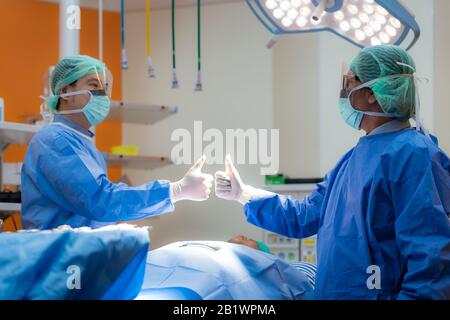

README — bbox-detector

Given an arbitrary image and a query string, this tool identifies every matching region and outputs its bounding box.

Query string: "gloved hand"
[215,155,271,205]
[170,155,214,203]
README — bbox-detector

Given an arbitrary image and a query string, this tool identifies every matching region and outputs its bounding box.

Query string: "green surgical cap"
[350,45,416,120]
[256,241,271,254]
[47,55,106,112]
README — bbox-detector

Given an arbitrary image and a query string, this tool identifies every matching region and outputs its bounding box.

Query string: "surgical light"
[334,10,345,21]
[371,36,381,45]
[287,9,299,19]
[370,20,382,32]
[273,8,284,19]
[359,12,369,23]
[246,0,420,50]
[296,16,308,27]
[363,4,375,15]
[300,7,312,17]
[265,0,277,10]
[280,1,291,11]
[355,29,366,41]
[282,16,294,27]
[385,25,397,37]
[351,18,361,29]
[292,0,302,7]
[364,25,374,37]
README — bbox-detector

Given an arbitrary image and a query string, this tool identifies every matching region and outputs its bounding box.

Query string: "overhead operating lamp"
[246,0,420,49]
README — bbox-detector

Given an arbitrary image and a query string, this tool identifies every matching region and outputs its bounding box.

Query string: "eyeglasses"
[341,72,361,98]
[89,89,108,96]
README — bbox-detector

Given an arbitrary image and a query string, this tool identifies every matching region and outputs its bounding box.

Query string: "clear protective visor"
[340,62,361,99]
[40,67,113,118]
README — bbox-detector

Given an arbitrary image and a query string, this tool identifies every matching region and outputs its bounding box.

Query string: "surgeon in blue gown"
[22,55,213,230]
[215,45,450,300]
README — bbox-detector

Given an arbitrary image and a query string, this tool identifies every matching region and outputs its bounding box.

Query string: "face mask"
[339,98,364,130]
[53,90,111,126]
[339,74,412,130]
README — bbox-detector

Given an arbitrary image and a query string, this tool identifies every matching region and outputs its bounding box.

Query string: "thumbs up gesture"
[215,155,274,204]
[170,155,214,203]
[215,155,249,203]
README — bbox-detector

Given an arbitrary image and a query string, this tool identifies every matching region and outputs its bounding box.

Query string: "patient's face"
[228,234,259,251]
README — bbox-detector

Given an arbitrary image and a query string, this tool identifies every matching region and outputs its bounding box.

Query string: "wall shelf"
[107,101,178,125]
[0,202,21,212]
[0,122,41,150]
[0,122,42,190]
[105,154,173,170]
[0,203,21,226]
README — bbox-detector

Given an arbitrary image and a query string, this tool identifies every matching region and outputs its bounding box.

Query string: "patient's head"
[228,234,271,254]
[228,234,259,250]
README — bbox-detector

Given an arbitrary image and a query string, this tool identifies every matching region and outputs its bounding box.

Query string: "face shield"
[40,67,113,125]
[340,62,360,100]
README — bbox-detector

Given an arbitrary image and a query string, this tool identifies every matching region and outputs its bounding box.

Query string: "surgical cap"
[350,45,416,120]
[47,55,106,112]
[256,241,271,254]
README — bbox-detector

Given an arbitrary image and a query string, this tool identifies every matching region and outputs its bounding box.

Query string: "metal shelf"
[0,202,21,212]
[0,122,41,149]
[0,202,21,223]
[105,154,173,170]
[107,101,178,125]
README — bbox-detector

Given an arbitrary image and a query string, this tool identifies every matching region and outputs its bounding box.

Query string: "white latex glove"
[215,155,271,205]
[170,155,214,203]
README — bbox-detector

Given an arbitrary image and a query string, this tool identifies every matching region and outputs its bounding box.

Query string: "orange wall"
[0,0,123,230]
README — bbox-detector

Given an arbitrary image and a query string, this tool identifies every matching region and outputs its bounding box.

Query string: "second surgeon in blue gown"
[22,55,213,230]
[215,45,450,299]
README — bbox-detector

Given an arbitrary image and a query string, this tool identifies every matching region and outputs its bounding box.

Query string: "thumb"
[225,155,238,178]
[189,155,206,172]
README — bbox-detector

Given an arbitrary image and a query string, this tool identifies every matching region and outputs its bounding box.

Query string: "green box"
[265,175,285,185]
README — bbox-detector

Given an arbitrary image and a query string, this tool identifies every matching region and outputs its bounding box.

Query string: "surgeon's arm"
[393,162,450,300]
[37,134,175,222]
[215,155,339,239]
[242,181,327,239]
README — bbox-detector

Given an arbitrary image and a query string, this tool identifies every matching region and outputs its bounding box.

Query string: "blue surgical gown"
[0,225,149,300]
[21,115,174,230]
[244,128,450,299]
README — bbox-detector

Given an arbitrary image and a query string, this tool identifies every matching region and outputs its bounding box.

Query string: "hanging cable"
[98,0,103,62]
[146,0,156,78]
[11,214,18,232]
[194,0,202,91]
[171,0,179,88]
[121,0,128,69]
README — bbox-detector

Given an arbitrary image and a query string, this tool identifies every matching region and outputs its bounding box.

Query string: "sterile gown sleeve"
[34,132,174,222]
[243,181,326,239]
[392,150,450,300]
[242,150,353,239]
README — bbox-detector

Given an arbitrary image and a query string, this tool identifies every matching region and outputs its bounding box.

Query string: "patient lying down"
[138,235,316,300]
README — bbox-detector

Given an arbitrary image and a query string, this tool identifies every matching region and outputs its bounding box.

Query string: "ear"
[368,91,377,105]
[59,86,71,101]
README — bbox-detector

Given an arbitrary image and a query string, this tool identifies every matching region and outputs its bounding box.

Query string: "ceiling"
[39,0,243,12]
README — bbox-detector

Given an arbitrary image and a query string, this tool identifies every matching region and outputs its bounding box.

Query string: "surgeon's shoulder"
[30,124,73,151]
[384,129,443,181]
[334,147,355,170]
[323,147,355,182]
